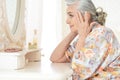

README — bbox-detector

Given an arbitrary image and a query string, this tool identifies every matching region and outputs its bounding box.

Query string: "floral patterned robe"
[67,23,120,80]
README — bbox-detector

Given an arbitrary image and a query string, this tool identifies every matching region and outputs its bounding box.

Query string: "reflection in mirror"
[5,0,20,34]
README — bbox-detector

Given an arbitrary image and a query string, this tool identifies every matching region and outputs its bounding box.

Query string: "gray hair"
[65,0,107,25]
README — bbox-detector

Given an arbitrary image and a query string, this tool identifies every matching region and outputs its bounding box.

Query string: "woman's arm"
[50,32,77,63]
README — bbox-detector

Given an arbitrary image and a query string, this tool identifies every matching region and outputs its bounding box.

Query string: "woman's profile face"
[66,5,78,33]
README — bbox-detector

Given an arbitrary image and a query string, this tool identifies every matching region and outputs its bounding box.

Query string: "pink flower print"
[85,49,95,58]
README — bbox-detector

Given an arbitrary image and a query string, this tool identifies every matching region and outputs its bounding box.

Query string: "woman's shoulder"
[93,26,119,41]
[92,25,114,35]
[89,25,117,42]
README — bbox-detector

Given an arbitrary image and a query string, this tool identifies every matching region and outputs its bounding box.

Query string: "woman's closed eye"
[69,14,74,17]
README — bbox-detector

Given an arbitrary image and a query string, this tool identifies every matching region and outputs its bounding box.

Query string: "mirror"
[4,0,26,49]
[5,0,21,34]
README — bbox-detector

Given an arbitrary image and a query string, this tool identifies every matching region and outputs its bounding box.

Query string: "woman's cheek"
[74,27,78,33]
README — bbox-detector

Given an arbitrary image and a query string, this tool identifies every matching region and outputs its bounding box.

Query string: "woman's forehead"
[67,5,77,13]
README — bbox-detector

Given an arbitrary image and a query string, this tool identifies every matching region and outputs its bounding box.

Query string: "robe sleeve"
[71,29,109,79]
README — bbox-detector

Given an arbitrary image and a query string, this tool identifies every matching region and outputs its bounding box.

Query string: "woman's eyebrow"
[67,12,73,14]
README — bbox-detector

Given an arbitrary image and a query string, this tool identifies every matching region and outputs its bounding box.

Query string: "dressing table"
[0,56,72,80]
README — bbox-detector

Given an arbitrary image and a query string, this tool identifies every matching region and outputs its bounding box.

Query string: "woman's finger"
[84,11,91,23]
[77,11,84,23]
[74,11,81,29]
[75,11,80,23]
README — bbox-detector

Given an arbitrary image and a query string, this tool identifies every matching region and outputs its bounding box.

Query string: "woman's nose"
[66,18,70,24]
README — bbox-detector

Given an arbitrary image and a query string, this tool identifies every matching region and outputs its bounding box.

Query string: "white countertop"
[0,57,73,80]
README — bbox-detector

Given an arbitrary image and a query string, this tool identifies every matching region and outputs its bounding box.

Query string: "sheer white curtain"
[25,0,42,49]
[25,0,63,60]
[41,0,62,59]
[25,0,69,60]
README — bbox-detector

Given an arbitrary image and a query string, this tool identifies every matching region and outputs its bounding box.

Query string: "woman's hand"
[75,11,93,38]
[74,11,96,51]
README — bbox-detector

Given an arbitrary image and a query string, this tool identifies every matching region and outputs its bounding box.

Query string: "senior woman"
[50,0,120,79]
